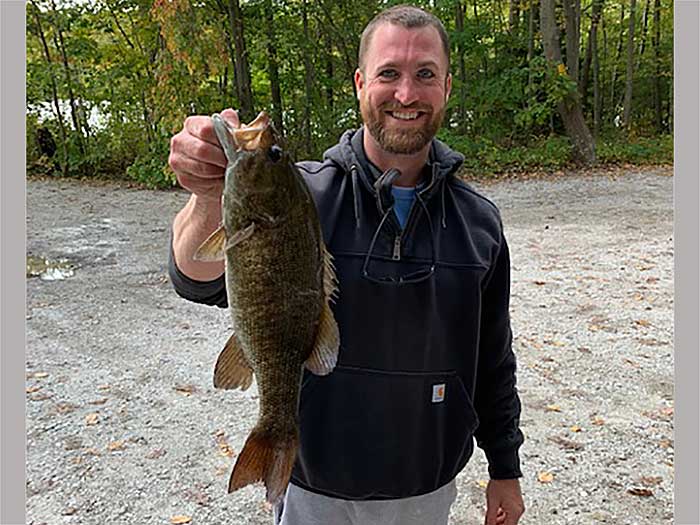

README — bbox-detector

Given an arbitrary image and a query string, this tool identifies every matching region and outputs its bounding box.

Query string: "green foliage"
[26,0,675,188]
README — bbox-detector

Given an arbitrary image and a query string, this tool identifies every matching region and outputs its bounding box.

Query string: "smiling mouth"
[385,110,426,121]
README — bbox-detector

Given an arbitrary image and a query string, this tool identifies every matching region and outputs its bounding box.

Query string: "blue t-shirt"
[391,186,416,229]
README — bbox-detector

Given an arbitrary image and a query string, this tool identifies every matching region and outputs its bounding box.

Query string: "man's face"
[355,23,452,155]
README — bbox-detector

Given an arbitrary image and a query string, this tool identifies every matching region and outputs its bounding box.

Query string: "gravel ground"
[25,167,674,525]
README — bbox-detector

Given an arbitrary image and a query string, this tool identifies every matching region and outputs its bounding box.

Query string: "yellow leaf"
[569,425,582,433]
[538,471,554,483]
[108,441,125,451]
[170,516,192,525]
[557,63,567,75]
[546,404,562,412]
[85,413,99,426]
[476,479,488,489]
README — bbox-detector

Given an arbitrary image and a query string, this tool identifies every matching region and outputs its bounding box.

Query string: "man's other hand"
[484,479,525,525]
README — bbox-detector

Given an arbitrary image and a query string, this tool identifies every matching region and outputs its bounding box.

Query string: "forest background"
[25,0,674,188]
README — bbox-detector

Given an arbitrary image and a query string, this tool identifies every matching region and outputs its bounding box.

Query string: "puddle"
[26,255,75,280]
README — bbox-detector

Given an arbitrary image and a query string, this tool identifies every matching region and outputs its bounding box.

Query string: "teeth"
[391,111,419,120]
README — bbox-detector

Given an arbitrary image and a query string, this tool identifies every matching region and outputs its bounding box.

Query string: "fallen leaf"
[88,398,108,405]
[646,277,660,283]
[55,402,78,414]
[34,372,49,379]
[85,413,99,426]
[26,386,42,393]
[537,471,554,483]
[29,393,52,401]
[476,480,488,489]
[534,280,546,286]
[569,425,582,433]
[546,404,562,412]
[659,439,673,449]
[84,448,102,456]
[634,319,651,327]
[108,441,125,451]
[175,384,197,395]
[170,515,192,525]
[215,466,228,477]
[548,435,584,451]
[97,385,110,391]
[640,476,663,486]
[62,507,78,515]
[591,416,605,426]
[145,448,166,459]
[627,487,653,497]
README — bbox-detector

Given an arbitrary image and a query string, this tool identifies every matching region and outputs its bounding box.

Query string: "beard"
[360,97,446,155]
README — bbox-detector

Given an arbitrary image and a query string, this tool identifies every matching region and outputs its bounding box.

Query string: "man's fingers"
[484,504,499,525]
[220,108,240,128]
[184,115,221,146]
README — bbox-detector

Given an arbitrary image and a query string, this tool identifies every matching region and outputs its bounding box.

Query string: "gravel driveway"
[26,167,674,525]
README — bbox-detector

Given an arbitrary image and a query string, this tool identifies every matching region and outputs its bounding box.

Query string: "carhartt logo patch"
[432,383,446,403]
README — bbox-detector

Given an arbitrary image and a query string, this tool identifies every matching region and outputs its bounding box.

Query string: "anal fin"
[214,332,254,390]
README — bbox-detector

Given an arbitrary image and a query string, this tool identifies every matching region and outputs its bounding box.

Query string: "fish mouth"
[232,111,274,151]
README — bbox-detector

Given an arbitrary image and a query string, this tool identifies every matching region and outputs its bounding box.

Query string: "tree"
[622,0,637,130]
[540,0,595,163]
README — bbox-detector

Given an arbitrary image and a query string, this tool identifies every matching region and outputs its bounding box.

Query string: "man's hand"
[169,108,240,203]
[484,479,525,525]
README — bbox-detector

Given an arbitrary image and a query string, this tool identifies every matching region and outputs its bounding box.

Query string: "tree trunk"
[29,0,69,176]
[563,0,581,83]
[48,0,85,156]
[302,0,314,154]
[622,0,637,130]
[527,0,537,103]
[324,32,334,112]
[636,0,651,71]
[540,0,595,163]
[610,3,625,120]
[264,0,284,135]
[509,0,520,34]
[652,0,662,131]
[579,0,604,105]
[227,0,254,121]
[592,12,601,137]
[455,1,467,132]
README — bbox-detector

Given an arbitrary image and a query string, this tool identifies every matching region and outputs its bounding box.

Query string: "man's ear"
[445,73,452,102]
[354,68,364,100]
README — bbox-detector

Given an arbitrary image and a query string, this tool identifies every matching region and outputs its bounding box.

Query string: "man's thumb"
[220,108,240,128]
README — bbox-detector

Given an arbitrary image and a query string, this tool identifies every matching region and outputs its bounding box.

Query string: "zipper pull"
[392,235,401,260]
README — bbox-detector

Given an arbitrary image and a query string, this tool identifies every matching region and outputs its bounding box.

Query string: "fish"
[194,111,340,504]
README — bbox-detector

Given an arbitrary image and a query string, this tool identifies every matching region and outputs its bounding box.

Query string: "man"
[168,5,525,525]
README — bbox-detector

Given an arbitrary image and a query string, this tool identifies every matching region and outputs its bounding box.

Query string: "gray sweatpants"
[272,479,457,525]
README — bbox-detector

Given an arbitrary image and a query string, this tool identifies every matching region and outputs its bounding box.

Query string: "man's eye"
[379,69,398,79]
[417,69,436,79]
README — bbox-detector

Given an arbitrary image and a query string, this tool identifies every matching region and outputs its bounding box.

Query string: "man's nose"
[394,76,419,106]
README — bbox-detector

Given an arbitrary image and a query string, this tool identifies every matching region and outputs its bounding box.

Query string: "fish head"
[224,112,299,218]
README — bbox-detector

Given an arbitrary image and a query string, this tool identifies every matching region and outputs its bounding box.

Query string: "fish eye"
[267,145,283,163]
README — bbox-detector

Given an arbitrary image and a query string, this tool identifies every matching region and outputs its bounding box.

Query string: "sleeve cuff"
[484,447,523,480]
[168,232,228,308]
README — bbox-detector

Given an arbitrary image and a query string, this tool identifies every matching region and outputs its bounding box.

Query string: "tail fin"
[228,426,298,504]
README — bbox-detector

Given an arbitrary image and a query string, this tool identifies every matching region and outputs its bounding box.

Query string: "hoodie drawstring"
[440,177,448,229]
[350,164,361,230]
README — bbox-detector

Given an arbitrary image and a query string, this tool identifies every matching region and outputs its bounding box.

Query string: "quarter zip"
[392,235,401,260]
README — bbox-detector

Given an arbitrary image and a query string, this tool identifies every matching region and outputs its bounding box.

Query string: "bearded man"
[167,5,525,525]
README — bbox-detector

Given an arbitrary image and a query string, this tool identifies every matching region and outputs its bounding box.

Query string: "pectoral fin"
[214,332,254,391]
[305,242,340,376]
[226,223,255,249]
[194,225,227,262]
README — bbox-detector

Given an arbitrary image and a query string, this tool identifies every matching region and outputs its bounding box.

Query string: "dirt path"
[26,167,673,525]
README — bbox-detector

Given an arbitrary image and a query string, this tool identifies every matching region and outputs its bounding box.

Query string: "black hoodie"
[168,128,524,501]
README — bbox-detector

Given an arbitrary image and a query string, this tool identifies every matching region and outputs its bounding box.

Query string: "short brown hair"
[358,5,451,72]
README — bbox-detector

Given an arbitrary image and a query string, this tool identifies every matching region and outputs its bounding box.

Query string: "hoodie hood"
[323,127,464,198]
[322,127,464,230]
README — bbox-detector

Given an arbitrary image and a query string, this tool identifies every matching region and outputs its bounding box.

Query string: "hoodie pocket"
[293,366,479,500]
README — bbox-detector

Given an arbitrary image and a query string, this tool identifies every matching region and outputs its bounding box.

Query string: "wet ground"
[26,167,673,525]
